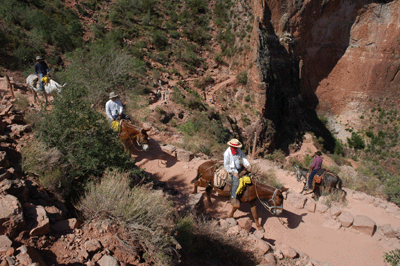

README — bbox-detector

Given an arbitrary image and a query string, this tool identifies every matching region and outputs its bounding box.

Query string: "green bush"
[384,249,400,266]
[152,30,169,51]
[347,132,365,150]
[34,84,139,199]
[58,42,147,106]
[385,175,400,205]
[236,71,248,85]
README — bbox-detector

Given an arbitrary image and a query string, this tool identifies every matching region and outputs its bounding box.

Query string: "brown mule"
[119,120,151,152]
[192,160,288,230]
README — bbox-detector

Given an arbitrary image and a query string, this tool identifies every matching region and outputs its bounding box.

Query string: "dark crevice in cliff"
[256,24,335,153]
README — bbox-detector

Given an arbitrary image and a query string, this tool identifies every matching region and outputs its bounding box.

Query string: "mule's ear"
[281,187,289,192]
[143,127,152,132]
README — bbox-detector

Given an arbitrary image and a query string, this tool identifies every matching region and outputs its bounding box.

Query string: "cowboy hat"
[36,56,43,61]
[315,151,322,156]
[109,92,119,99]
[227,138,242,148]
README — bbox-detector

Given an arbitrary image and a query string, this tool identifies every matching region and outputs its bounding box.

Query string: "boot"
[230,198,240,208]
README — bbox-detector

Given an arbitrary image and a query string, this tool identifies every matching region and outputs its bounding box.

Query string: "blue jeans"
[308,169,319,189]
[230,173,239,198]
[38,73,44,91]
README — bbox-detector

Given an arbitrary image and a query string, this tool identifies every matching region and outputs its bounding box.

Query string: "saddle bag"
[214,167,229,188]
[314,169,326,184]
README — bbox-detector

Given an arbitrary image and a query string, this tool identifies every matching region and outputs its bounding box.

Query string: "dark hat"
[315,151,322,156]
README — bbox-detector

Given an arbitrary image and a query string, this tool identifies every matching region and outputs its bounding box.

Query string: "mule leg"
[229,199,240,218]
[192,181,199,194]
[250,202,263,231]
[205,186,213,204]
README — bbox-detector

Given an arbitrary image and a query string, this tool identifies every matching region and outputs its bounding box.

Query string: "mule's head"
[269,187,288,216]
[138,127,152,151]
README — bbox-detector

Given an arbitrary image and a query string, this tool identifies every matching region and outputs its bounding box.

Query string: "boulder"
[85,239,102,254]
[97,255,120,266]
[304,198,316,213]
[0,179,29,204]
[275,243,297,259]
[0,194,25,237]
[0,235,12,256]
[227,225,240,236]
[27,205,50,236]
[337,211,354,228]
[176,148,194,162]
[160,145,176,156]
[287,192,307,209]
[352,215,376,236]
[254,239,271,254]
[316,202,329,213]
[322,219,342,230]
[237,217,253,233]
[329,207,341,219]
[15,245,46,266]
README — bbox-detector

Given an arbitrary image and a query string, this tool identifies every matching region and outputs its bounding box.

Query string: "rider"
[307,151,323,192]
[223,138,252,208]
[105,92,131,125]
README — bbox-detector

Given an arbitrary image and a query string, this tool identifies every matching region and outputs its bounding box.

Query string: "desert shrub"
[334,138,345,155]
[175,215,258,265]
[265,149,286,164]
[76,170,176,265]
[321,190,347,208]
[384,249,400,266]
[13,94,30,111]
[385,175,400,205]
[152,30,169,51]
[256,168,283,188]
[236,71,248,85]
[58,42,147,106]
[347,132,365,150]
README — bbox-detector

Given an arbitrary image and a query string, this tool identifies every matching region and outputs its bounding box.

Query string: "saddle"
[314,169,326,184]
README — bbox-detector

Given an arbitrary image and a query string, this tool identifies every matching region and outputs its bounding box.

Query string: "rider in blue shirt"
[34,56,49,91]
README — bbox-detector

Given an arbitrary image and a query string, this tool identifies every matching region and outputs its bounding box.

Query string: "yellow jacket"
[236,176,252,195]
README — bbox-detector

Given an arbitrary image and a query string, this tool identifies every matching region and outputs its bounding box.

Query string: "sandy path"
[134,138,399,266]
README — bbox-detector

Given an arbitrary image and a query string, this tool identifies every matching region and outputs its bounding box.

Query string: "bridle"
[253,177,283,216]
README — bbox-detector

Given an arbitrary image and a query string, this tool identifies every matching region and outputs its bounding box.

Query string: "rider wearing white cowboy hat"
[105,92,131,124]
[224,138,252,207]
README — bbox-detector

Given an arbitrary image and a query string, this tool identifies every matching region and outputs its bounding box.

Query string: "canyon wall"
[251,0,400,147]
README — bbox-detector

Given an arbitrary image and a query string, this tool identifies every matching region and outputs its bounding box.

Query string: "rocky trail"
[1,74,400,266]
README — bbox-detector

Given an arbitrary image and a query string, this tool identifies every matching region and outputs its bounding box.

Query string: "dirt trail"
[134,136,400,266]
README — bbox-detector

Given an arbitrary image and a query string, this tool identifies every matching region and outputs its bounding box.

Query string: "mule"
[26,74,66,105]
[119,120,151,152]
[294,165,346,201]
[192,160,288,230]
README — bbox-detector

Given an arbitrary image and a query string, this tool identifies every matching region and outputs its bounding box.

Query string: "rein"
[253,178,288,228]
[198,162,220,185]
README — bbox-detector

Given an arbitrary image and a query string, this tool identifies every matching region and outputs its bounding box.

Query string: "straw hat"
[109,92,119,99]
[227,138,242,148]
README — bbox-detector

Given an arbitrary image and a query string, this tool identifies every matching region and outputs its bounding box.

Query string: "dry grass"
[76,170,177,265]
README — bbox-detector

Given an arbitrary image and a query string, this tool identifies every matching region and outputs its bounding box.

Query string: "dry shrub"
[253,166,283,188]
[77,170,174,228]
[13,94,30,112]
[76,170,176,265]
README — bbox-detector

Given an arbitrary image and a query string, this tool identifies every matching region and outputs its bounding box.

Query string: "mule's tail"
[337,176,347,201]
[337,176,343,189]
